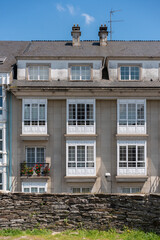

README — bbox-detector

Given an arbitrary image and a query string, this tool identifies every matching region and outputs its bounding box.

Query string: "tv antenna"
[108,9,123,40]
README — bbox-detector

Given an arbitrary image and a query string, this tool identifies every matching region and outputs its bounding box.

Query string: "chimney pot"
[98,24,108,46]
[71,24,81,46]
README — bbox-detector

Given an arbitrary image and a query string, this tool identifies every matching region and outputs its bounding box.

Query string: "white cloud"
[67,5,75,15]
[56,3,65,12]
[81,13,95,25]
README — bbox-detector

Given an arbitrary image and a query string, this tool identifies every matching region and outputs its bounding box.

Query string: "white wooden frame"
[22,99,47,135]
[22,182,47,193]
[117,140,147,176]
[117,99,146,134]
[67,99,96,134]
[66,140,96,176]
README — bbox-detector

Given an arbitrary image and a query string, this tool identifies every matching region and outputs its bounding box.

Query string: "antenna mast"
[109,9,122,40]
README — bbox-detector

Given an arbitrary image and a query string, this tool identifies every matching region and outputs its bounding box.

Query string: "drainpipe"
[6,91,12,191]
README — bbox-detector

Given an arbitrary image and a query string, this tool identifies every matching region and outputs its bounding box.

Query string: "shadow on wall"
[150,176,160,193]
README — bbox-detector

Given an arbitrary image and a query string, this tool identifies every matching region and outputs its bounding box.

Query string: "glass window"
[118,142,146,169]
[26,147,45,165]
[72,187,91,193]
[71,66,91,80]
[22,182,47,193]
[118,100,145,127]
[122,187,141,193]
[120,66,139,80]
[68,143,95,169]
[68,102,94,126]
[24,100,46,127]
[0,86,2,115]
[28,66,49,80]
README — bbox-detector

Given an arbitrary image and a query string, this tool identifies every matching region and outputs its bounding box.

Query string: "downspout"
[6,91,12,191]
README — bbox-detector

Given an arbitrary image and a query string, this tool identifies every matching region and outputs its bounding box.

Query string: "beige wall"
[11,94,160,193]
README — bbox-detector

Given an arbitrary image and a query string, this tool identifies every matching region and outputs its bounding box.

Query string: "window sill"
[65,134,98,137]
[20,175,50,179]
[64,176,97,183]
[116,175,148,183]
[116,134,148,137]
[20,134,49,141]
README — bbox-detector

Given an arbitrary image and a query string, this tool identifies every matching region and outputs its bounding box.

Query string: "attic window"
[26,64,51,81]
[69,63,93,81]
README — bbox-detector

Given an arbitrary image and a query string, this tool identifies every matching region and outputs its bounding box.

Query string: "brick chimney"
[71,24,81,46]
[98,24,108,46]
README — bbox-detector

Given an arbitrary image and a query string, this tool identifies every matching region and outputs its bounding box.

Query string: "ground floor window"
[121,187,141,193]
[22,182,47,193]
[72,187,91,193]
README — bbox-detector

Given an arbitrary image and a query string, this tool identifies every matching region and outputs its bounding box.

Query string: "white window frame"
[67,99,95,134]
[28,65,49,81]
[25,147,45,164]
[117,140,147,176]
[22,99,47,135]
[66,140,96,176]
[117,99,146,134]
[22,182,47,193]
[70,65,91,81]
[121,187,141,193]
[120,66,140,81]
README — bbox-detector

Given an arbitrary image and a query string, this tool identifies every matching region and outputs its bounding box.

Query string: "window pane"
[39,104,45,125]
[32,104,38,125]
[81,66,91,80]
[71,66,80,80]
[72,188,81,193]
[131,187,141,193]
[131,67,139,80]
[29,66,38,80]
[87,146,94,167]
[31,187,38,193]
[128,104,136,125]
[119,104,127,125]
[68,104,76,125]
[82,188,91,193]
[0,173,2,184]
[24,188,30,193]
[128,145,136,167]
[39,188,45,193]
[39,66,49,80]
[138,146,144,161]
[0,130,2,140]
[26,148,35,164]
[86,104,94,122]
[137,104,144,125]
[121,67,129,80]
[68,146,75,162]
[77,104,85,125]
[119,146,127,167]
[37,148,45,163]
[122,188,130,193]
[24,104,30,125]
[77,146,85,167]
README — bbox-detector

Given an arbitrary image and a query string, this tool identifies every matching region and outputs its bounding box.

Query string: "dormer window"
[119,65,140,81]
[27,64,50,81]
[69,64,92,81]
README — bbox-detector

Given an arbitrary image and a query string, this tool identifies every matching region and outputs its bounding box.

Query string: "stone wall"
[0,192,159,233]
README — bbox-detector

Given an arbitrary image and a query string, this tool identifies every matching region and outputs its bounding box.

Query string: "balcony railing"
[20,162,50,177]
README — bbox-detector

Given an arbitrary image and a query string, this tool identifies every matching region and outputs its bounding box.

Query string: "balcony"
[20,162,50,177]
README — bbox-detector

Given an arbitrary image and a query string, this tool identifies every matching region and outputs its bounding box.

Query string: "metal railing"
[20,162,50,177]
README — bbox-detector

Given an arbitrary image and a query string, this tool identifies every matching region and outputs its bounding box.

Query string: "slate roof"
[0,40,160,72]
[11,79,160,89]
[19,40,160,58]
[0,41,28,72]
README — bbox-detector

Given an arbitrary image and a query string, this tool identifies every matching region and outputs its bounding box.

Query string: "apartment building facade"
[0,25,160,194]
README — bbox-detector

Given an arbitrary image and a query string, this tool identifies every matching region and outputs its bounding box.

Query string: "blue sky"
[1,0,160,41]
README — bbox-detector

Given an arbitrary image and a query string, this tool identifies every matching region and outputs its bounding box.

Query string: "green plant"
[26,166,33,175]
[35,164,42,176]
